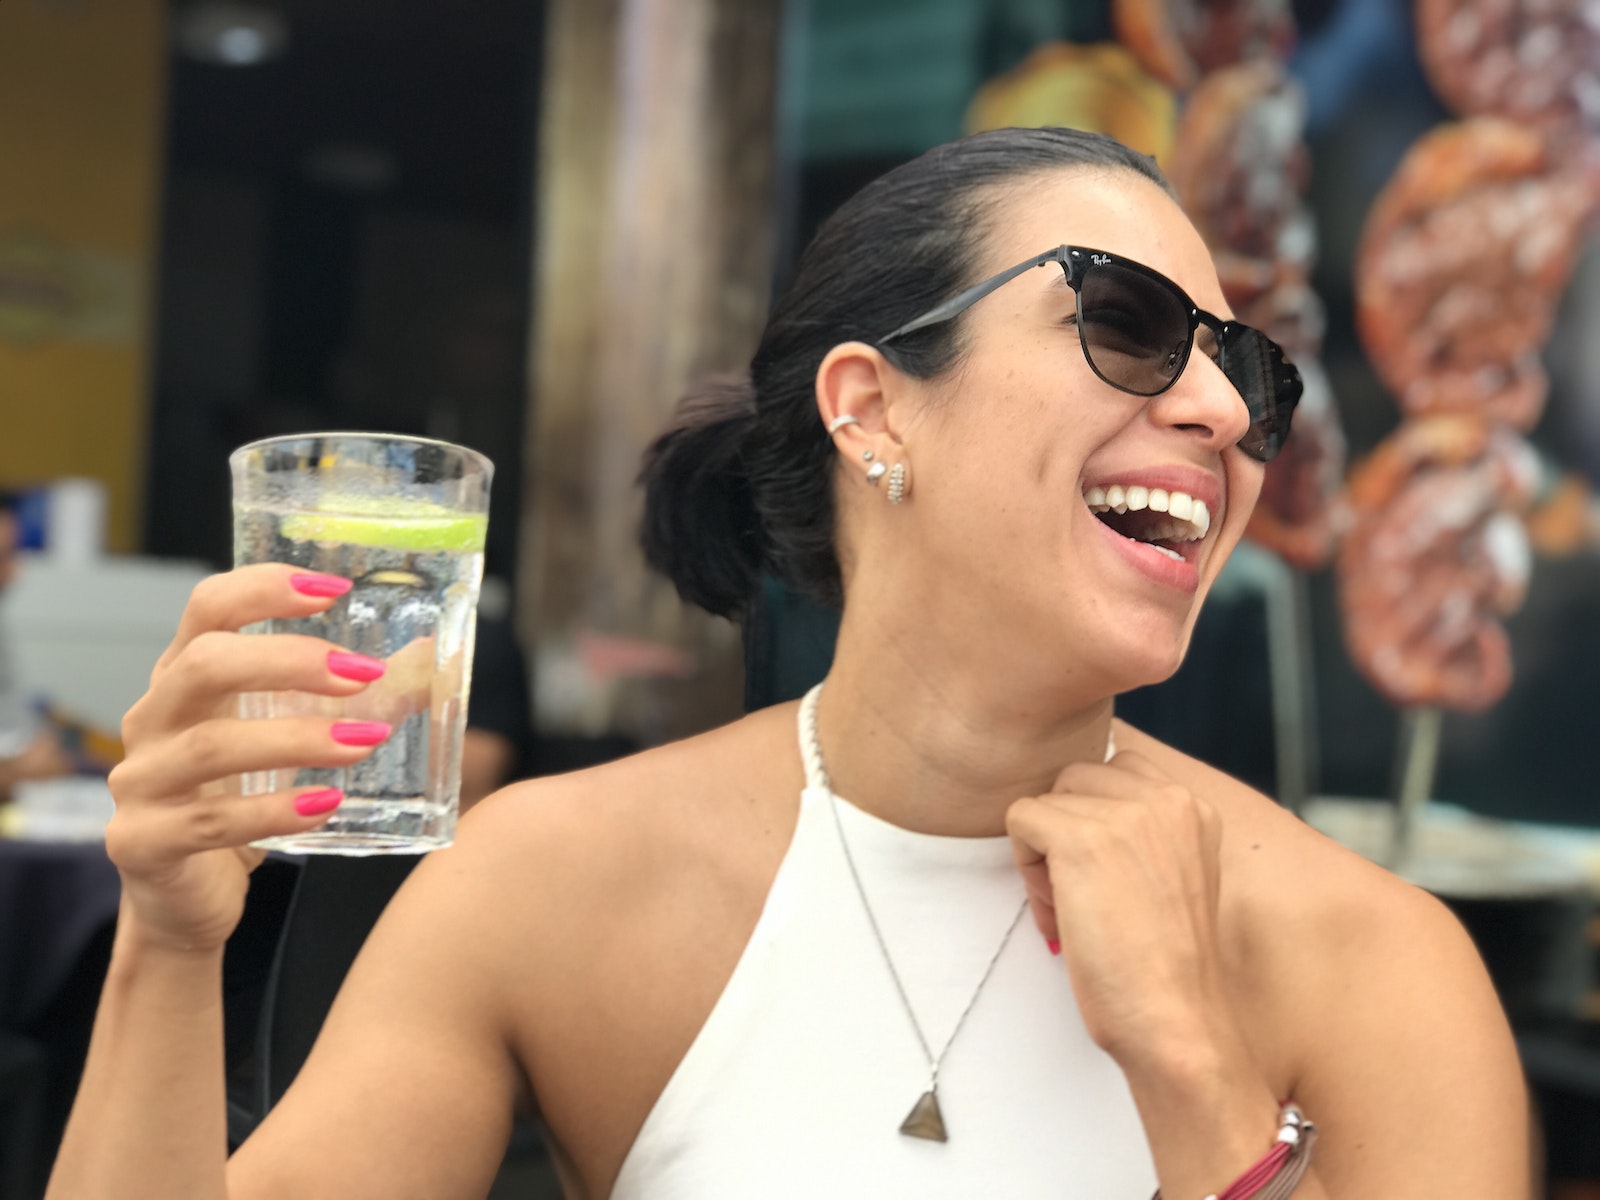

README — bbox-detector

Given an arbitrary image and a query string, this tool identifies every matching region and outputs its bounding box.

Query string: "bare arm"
[1288,876,1531,1198]
[47,920,231,1200]
[226,827,525,1199]
[1008,748,1529,1200]
[46,565,523,1199]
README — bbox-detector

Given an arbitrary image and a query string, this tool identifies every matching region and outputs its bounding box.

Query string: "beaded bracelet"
[1151,1103,1317,1200]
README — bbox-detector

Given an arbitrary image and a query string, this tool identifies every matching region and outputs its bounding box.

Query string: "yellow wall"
[0,0,169,552]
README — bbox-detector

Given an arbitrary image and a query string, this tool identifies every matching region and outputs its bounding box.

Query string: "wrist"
[113,899,232,965]
[1117,1031,1285,1194]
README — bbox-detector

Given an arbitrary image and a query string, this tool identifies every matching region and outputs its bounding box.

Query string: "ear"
[816,341,907,465]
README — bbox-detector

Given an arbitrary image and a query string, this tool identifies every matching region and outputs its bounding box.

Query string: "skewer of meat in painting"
[1338,0,1600,856]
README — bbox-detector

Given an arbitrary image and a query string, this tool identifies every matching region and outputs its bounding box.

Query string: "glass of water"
[230,432,493,855]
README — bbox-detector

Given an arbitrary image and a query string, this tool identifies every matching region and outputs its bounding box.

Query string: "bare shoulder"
[1113,718,1472,943]
[1115,721,1530,1196]
[421,701,805,1193]
[451,701,801,909]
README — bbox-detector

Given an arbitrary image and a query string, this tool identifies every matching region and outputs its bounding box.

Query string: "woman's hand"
[105,564,391,954]
[1005,749,1237,1073]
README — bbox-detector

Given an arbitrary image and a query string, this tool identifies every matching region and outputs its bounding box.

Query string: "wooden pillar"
[519,0,781,742]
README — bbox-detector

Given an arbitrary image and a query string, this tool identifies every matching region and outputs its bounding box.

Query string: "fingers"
[1008,796,1088,949]
[129,631,385,737]
[110,716,392,800]
[105,784,348,873]
[157,564,353,673]
[1049,747,1170,795]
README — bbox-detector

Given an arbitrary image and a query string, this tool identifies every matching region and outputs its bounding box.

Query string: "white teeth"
[1081,483,1214,541]
[1150,544,1184,562]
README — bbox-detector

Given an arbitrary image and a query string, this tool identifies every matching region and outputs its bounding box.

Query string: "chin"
[1096,614,1194,695]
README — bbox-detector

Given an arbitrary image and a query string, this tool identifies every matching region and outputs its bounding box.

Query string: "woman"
[50,128,1526,1199]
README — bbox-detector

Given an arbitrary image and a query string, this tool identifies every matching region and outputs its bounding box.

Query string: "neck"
[811,612,1115,837]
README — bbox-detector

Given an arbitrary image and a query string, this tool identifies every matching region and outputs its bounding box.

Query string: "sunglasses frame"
[877,244,1302,462]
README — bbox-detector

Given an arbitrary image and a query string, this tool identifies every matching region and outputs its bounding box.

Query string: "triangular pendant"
[899,1089,948,1142]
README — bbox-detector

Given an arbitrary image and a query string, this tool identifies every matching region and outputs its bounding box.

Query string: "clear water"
[234,503,483,855]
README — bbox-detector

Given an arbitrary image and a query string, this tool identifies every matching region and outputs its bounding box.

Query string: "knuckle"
[102,813,136,867]
[180,632,232,690]
[189,573,227,619]
[120,698,150,747]
[184,801,234,850]
[185,722,227,774]
[106,758,138,798]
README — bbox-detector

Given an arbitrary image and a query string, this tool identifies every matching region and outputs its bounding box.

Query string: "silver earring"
[862,450,875,463]
[866,461,888,484]
[827,414,859,434]
[887,462,908,505]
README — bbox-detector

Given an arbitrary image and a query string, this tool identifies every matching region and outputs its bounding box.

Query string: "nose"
[1147,346,1253,453]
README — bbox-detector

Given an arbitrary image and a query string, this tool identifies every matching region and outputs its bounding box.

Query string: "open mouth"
[1083,484,1211,564]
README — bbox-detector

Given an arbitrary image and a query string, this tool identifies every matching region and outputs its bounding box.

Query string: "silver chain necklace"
[801,685,1026,1144]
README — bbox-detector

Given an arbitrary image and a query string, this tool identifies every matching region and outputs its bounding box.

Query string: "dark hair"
[640,126,1174,618]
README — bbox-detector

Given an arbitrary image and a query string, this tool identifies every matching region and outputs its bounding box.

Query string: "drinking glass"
[230,432,493,854]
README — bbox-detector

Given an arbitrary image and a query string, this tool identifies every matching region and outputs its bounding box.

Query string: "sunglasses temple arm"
[878,247,1066,344]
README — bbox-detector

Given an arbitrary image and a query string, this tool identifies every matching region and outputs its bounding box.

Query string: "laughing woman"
[51,127,1526,1200]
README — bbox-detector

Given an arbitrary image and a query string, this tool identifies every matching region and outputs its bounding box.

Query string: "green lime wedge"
[280,509,487,553]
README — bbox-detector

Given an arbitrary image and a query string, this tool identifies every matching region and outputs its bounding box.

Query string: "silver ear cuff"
[827,414,860,433]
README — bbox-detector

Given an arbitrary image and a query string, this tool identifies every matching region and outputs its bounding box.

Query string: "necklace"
[800,685,1027,1144]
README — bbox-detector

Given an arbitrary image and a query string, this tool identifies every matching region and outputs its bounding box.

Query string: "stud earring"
[862,450,875,463]
[866,462,888,484]
[887,462,909,505]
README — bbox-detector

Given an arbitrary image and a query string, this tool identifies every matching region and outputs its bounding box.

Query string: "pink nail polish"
[1046,938,1061,956]
[331,720,392,746]
[291,573,353,598]
[295,787,344,816]
[327,651,386,682]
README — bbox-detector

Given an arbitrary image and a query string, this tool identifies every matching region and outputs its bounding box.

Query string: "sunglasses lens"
[1220,328,1301,461]
[1077,263,1193,397]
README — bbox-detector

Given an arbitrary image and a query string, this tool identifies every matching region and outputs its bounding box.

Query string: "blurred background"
[0,0,1598,1195]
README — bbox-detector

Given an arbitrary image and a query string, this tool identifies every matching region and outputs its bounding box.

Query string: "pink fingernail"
[291,573,353,598]
[295,787,344,816]
[331,720,391,746]
[1046,938,1061,956]
[327,651,386,682]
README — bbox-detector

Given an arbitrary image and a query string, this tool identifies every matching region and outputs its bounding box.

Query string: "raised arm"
[46,566,522,1200]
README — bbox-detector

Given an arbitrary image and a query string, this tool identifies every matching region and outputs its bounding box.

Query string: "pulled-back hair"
[640,126,1173,618]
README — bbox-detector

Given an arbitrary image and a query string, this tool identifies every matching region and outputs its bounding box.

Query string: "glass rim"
[228,430,494,476]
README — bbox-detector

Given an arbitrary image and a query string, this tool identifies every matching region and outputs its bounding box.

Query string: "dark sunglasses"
[877,245,1302,462]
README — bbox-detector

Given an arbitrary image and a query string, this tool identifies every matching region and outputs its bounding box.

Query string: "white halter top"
[608,686,1157,1198]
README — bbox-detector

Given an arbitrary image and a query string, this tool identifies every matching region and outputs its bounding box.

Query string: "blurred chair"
[226,855,419,1144]
[0,1032,46,1199]
[223,854,549,1180]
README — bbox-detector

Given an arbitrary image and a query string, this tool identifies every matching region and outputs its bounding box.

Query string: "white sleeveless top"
[609,687,1157,1198]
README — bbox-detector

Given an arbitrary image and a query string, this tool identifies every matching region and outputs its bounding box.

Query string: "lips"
[1079,468,1225,590]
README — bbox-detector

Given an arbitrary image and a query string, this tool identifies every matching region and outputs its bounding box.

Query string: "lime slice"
[280,506,487,552]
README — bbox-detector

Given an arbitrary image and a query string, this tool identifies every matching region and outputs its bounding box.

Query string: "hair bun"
[638,373,768,618]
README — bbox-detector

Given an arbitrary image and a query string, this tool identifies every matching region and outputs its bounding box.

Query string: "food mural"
[968,0,1600,722]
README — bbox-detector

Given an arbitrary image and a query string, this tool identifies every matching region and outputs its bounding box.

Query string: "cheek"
[1215,457,1266,554]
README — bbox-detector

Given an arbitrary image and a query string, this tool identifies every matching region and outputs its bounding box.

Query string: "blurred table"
[0,837,119,1028]
[0,780,120,1029]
